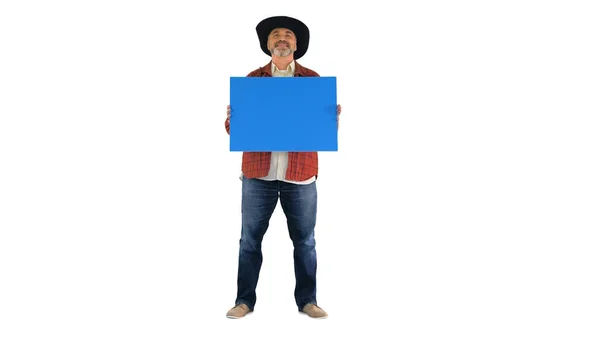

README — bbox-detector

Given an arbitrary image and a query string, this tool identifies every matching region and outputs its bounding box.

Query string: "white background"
[1,0,599,336]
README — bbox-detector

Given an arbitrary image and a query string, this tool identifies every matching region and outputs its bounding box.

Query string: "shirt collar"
[271,60,295,74]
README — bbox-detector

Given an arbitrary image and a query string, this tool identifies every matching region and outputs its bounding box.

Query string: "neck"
[271,55,294,71]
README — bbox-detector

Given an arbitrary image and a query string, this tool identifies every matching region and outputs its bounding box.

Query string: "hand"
[337,104,341,129]
[227,104,231,119]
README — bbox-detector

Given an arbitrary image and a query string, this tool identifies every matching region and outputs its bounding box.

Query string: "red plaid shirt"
[225,61,320,181]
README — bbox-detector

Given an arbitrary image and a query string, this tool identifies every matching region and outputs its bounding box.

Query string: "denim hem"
[298,300,317,312]
[235,300,254,312]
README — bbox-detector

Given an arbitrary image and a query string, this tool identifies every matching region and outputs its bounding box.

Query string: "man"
[224,16,341,319]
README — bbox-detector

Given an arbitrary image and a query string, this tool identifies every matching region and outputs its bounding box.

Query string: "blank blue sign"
[229,76,337,152]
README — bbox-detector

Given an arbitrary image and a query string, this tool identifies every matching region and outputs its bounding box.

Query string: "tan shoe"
[300,303,328,319]
[226,303,252,319]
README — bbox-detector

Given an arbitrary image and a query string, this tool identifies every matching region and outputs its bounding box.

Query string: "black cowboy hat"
[256,16,310,60]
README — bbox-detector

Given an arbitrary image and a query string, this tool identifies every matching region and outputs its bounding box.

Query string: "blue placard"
[229,76,337,152]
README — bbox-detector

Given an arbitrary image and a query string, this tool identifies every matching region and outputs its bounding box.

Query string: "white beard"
[271,47,293,57]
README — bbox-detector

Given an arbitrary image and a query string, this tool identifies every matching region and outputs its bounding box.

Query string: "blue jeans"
[235,176,318,312]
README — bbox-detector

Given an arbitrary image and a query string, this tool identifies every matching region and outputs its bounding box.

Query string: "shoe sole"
[298,311,328,319]
[226,311,253,319]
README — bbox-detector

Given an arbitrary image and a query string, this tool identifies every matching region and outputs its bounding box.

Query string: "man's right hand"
[225,104,231,135]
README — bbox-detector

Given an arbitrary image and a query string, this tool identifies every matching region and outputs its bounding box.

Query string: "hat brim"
[256,16,309,60]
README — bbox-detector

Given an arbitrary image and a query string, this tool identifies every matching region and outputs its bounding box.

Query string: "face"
[267,28,296,57]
